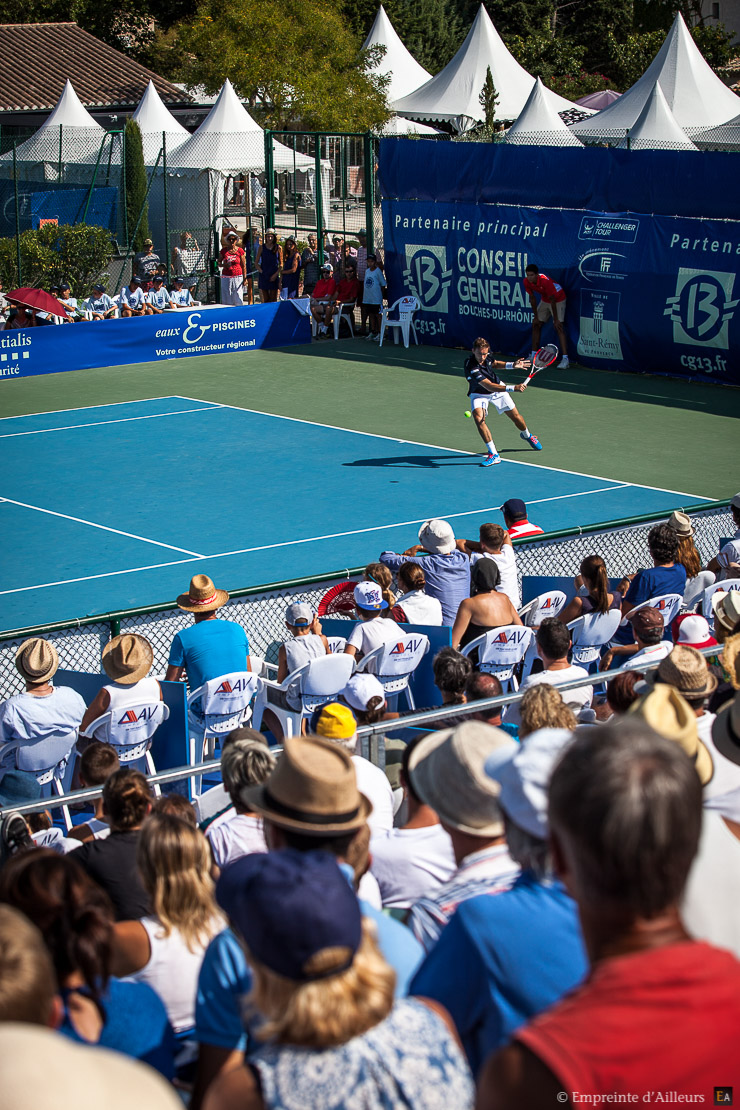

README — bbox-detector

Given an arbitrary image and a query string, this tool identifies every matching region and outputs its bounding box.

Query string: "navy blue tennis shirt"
[464,354,505,396]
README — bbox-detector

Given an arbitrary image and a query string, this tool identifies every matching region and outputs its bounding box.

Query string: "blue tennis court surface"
[0,396,711,633]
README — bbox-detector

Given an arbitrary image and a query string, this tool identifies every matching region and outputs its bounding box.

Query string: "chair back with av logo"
[461,625,534,692]
[80,701,169,785]
[357,632,430,710]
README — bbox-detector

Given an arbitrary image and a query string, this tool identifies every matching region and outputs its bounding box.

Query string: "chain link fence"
[0,504,730,698]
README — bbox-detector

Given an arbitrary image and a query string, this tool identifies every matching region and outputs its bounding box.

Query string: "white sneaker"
[364,332,375,341]
[558,355,569,368]
[372,334,380,342]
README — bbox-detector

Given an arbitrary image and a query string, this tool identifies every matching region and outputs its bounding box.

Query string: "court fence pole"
[363,131,374,254]
[162,131,170,283]
[315,136,324,266]
[12,142,22,285]
[264,130,275,231]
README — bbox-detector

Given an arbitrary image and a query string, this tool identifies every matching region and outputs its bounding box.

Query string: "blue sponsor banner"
[0,300,311,381]
[382,199,740,384]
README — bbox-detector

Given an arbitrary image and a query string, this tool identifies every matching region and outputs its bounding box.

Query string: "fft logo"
[403,245,452,313]
[665,268,738,350]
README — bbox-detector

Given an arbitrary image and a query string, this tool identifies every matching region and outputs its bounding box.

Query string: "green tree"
[605,21,733,87]
[175,0,390,131]
[123,120,151,252]
[479,66,500,127]
[0,224,113,293]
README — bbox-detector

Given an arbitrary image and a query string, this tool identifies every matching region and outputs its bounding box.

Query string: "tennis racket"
[524,343,559,384]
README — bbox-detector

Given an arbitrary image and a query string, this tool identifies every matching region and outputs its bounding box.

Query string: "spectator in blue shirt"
[119,276,148,318]
[409,727,587,1077]
[86,283,116,320]
[146,275,173,315]
[614,523,687,644]
[169,276,200,308]
[165,574,250,692]
[380,519,471,626]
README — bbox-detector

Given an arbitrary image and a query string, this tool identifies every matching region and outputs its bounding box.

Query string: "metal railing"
[0,645,724,819]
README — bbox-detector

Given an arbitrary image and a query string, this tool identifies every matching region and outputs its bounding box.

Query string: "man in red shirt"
[523,263,570,369]
[500,499,543,540]
[310,263,338,336]
[477,720,740,1109]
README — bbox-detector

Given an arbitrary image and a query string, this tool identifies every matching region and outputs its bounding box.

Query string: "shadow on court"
[344,453,478,469]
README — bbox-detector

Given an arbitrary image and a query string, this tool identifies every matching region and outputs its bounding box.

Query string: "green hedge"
[0,223,114,297]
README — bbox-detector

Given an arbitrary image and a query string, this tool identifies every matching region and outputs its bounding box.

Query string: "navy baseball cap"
[216,849,362,982]
[59,282,70,291]
[501,498,527,521]
[153,275,164,283]
[92,283,105,292]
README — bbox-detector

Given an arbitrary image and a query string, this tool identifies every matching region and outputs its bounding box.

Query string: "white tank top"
[104,676,161,713]
[131,916,217,1034]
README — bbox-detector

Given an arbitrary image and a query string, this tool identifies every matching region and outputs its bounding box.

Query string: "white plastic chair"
[0,730,77,830]
[379,296,419,348]
[460,626,534,692]
[518,591,567,627]
[683,570,715,611]
[80,701,169,790]
[619,593,684,630]
[567,610,622,669]
[252,653,355,739]
[703,578,740,630]
[333,302,356,339]
[326,636,348,654]
[356,632,430,710]
[187,672,259,777]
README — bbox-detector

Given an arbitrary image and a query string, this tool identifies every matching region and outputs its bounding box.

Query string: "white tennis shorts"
[536,298,566,322]
[471,392,516,414]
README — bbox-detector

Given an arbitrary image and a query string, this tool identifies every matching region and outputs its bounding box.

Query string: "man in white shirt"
[504,618,592,728]
[457,522,520,608]
[119,276,148,317]
[706,492,740,581]
[599,606,672,672]
[362,254,386,342]
[343,582,400,671]
[146,275,173,314]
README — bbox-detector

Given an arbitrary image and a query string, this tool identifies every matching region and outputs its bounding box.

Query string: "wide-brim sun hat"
[666,510,693,537]
[176,574,229,613]
[484,728,575,840]
[636,643,718,699]
[407,720,513,836]
[242,735,372,835]
[627,684,713,785]
[418,518,456,555]
[712,691,740,768]
[102,633,154,685]
[713,590,740,635]
[15,638,59,684]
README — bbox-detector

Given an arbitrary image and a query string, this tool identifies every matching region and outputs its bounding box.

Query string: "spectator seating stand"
[355,631,430,711]
[0,731,77,830]
[378,295,420,348]
[79,700,170,793]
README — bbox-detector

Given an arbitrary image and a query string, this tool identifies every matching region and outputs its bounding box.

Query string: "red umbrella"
[7,286,72,320]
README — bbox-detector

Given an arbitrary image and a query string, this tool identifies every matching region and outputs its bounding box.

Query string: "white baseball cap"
[354,582,388,611]
[342,674,385,712]
[485,728,575,840]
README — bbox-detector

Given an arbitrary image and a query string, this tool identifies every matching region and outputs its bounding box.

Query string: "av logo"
[403,245,452,313]
[215,677,252,695]
[494,629,528,645]
[664,268,738,350]
[390,639,424,655]
[118,707,157,725]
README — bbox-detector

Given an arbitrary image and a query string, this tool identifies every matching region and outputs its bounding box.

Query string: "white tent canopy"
[694,110,740,150]
[376,116,441,136]
[505,78,583,145]
[362,5,432,103]
[167,79,316,174]
[0,79,110,166]
[132,81,189,164]
[393,5,580,130]
[617,81,697,150]
[573,13,740,139]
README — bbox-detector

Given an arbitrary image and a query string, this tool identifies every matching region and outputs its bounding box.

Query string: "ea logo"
[665,268,738,350]
[182,313,211,345]
[403,245,452,313]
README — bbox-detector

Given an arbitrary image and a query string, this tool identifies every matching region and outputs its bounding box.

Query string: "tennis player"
[464,338,542,467]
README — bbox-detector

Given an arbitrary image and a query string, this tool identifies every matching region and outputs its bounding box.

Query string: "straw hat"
[721,633,740,691]
[102,633,154,685]
[712,590,740,635]
[712,691,740,768]
[666,510,693,537]
[176,574,229,613]
[627,684,713,785]
[15,638,58,684]
[242,735,372,834]
[407,720,513,836]
[639,644,717,700]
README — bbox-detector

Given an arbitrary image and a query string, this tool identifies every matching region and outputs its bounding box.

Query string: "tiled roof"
[0,23,192,112]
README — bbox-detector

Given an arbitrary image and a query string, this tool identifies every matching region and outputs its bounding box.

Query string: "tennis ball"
[464,409,472,418]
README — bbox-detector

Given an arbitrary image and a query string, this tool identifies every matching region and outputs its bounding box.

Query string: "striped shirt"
[408,843,520,951]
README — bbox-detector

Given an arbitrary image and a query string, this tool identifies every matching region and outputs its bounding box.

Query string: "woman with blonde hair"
[206,849,473,1110]
[112,814,225,1036]
[518,685,577,740]
[364,561,397,618]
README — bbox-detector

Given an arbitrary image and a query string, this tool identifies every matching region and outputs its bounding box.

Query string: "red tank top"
[517,941,740,1099]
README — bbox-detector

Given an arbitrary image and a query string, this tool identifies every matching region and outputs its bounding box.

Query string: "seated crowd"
[0,497,739,1105]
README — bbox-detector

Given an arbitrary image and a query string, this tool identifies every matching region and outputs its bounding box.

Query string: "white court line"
[0,482,646,596]
[0,395,187,423]
[0,405,224,440]
[0,497,205,558]
[176,395,717,503]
